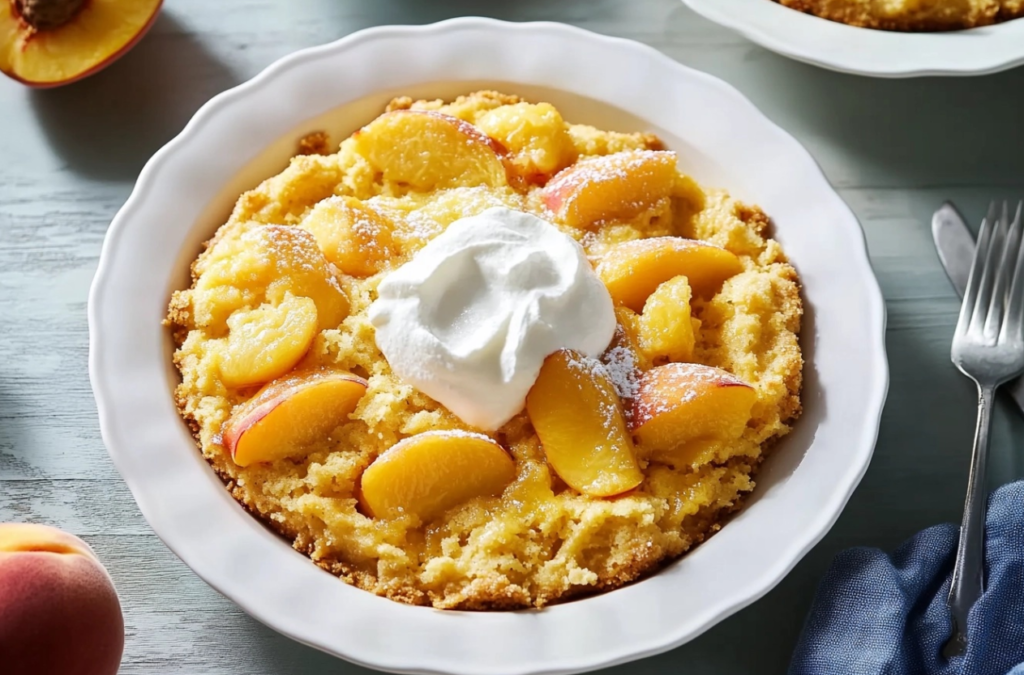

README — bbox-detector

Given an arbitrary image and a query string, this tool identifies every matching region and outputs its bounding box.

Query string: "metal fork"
[943,201,1024,659]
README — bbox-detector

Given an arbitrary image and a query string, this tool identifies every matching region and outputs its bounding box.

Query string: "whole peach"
[0,523,124,675]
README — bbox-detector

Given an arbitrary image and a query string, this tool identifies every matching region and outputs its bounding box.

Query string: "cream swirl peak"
[368,207,616,430]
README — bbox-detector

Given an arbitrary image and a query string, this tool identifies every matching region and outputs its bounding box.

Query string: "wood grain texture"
[0,0,1022,673]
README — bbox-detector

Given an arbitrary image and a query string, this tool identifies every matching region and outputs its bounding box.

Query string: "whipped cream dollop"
[368,207,616,430]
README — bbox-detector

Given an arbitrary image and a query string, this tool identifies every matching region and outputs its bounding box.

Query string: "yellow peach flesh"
[300,196,398,277]
[217,295,318,388]
[358,431,515,522]
[542,150,678,227]
[0,0,162,87]
[475,102,577,180]
[222,370,368,467]
[631,363,756,466]
[597,236,743,312]
[639,275,697,363]
[526,349,643,497]
[196,225,349,332]
[258,226,349,330]
[609,305,649,371]
[352,110,509,190]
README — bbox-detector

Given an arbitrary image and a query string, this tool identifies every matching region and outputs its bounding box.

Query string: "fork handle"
[943,383,995,659]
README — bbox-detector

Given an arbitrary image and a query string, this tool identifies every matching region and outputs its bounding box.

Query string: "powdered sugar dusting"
[635,363,747,418]
[601,344,640,401]
[397,209,442,243]
[561,349,632,443]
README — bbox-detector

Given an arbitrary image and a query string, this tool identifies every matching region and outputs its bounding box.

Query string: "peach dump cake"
[166,91,803,610]
[775,0,1024,30]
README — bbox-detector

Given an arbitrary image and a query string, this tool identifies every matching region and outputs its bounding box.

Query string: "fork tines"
[956,201,1024,347]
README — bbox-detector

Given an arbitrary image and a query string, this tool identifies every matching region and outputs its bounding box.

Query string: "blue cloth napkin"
[789,480,1024,675]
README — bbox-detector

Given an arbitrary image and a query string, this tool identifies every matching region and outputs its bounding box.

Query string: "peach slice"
[352,110,510,190]
[597,236,742,311]
[1,0,162,87]
[475,102,577,180]
[526,349,643,497]
[256,226,350,330]
[358,430,515,522]
[196,225,350,332]
[221,369,368,467]
[300,196,398,277]
[639,275,697,363]
[542,150,678,228]
[217,294,318,388]
[630,363,756,466]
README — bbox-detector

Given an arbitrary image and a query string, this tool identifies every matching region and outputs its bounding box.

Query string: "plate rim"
[88,17,890,675]
[683,0,1024,77]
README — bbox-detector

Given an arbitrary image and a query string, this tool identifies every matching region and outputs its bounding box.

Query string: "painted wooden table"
[2,1,1023,673]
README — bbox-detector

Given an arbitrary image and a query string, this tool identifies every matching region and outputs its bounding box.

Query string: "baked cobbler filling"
[167,91,803,609]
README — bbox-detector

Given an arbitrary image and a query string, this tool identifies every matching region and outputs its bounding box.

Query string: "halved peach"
[542,150,678,228]
[526,349,643,497]
[358,431,515,522]
[639,275,697,363]
[1,0,162,87]
[597,237,742,311]
[300,196,398,277]
[216,295,318,388]
[352,110,510,190]
[630,363,755,466]
[221,369,368,467]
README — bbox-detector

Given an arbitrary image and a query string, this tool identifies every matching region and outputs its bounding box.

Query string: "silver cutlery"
[933,202,1024,416]
[942,202,1024,659]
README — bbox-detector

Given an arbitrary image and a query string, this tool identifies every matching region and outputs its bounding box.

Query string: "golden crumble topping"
[776,0,1024,31]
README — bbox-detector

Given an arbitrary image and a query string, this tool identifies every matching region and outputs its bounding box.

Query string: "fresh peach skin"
[0,523,123,675]
[222,369,368,467]
[352,110,511,190]
[542,150,678,228]
[526,349,643,497]
[0,0,163,88]
[631,363,756,466]
[359,430,515,522]
[597,236,743,312]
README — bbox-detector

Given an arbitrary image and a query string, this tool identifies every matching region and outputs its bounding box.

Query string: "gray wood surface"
[2,0,1023,673]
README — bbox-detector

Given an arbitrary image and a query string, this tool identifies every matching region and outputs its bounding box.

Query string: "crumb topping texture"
[166,91,804,610]
[776,0,1024,31]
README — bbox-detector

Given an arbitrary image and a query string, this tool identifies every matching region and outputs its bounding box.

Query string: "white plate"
[88,18,888,675]
[684,0,1024,77]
